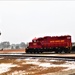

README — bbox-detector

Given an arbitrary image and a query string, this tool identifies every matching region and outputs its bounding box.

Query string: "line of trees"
[0,41,28,50]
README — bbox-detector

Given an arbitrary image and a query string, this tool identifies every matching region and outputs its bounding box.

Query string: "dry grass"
[50,60,66,65]
[0,59,16,64]
[38,59,66,65]
[0,58,68,75]
[38,58,47,62]
[1,64,36,75]
[35,67,67,75]
[0,49,25,53]
[1,63,67,75]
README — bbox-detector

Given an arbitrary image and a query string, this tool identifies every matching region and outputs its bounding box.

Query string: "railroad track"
[0,53,75,61]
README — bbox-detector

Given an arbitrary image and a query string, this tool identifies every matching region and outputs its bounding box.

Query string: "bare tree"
[0,41,10,49]
[20,42,26,49]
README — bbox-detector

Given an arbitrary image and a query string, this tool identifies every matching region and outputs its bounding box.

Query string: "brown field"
[0,49,75,75]
[0,49,25,53]
[0,57,75,75]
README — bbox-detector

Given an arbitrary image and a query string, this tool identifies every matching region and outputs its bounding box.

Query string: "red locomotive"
[26,35,72,53]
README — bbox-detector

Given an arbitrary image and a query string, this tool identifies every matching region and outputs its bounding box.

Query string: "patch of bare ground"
[1,58,75,75]
[0,59,23,64]
[50,60,66,65]
[52,69,75,75]
[1,64,67,75]
[35,67,67,75]
[38,58,66,65]
[0,58,68,75]
[0,59,15,64]
[0,49,25,53]
[39,59,66,65]
[69,73,75,75]
[1,64,36,75]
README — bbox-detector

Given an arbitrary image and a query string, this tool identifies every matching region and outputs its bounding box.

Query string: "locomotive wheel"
[55,50,58,53]
[64,48,70,53]
[64,51,67,53]
[59,50,62,53]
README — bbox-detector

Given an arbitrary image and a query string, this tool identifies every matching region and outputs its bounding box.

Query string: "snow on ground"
[0,63,17,74]
[24,58,75,70]
[12,71,26,75]
[39,61,75,70]
[0,57,4,59]
[0,53,23,55]
[0,57,75,75]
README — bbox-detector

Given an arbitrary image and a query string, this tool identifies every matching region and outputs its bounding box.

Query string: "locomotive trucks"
[26,35,72,53]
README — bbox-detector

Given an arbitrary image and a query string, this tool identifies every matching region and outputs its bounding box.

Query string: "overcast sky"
[0,1,75,44]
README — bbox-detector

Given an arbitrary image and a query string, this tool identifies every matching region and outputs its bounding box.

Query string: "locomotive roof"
[44,35,71,38]
[32,35,71,41]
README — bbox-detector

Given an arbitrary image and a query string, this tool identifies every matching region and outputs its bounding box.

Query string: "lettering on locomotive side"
[50,41,54,43]
[60,40,65,42]
[55,40,60,42]
[50,40,65,43]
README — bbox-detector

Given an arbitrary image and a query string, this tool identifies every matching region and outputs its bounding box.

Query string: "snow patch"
[39,63,51,67]
[12,71,35,75]
[24,58,75,70]
[26,61,40,65]
[0,57,4,59]
[16,59,22,62]
[0,63,17,74]
[0,53,23,55]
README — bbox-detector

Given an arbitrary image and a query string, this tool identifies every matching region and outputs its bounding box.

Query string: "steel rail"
[0,54,75,61]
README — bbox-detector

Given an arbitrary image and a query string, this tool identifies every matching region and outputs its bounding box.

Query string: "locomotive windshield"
[33,40,37,42]
[32,37,37,42]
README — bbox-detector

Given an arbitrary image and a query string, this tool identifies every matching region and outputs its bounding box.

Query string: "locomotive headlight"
[33,43,36,45]
[67,37,70,39]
